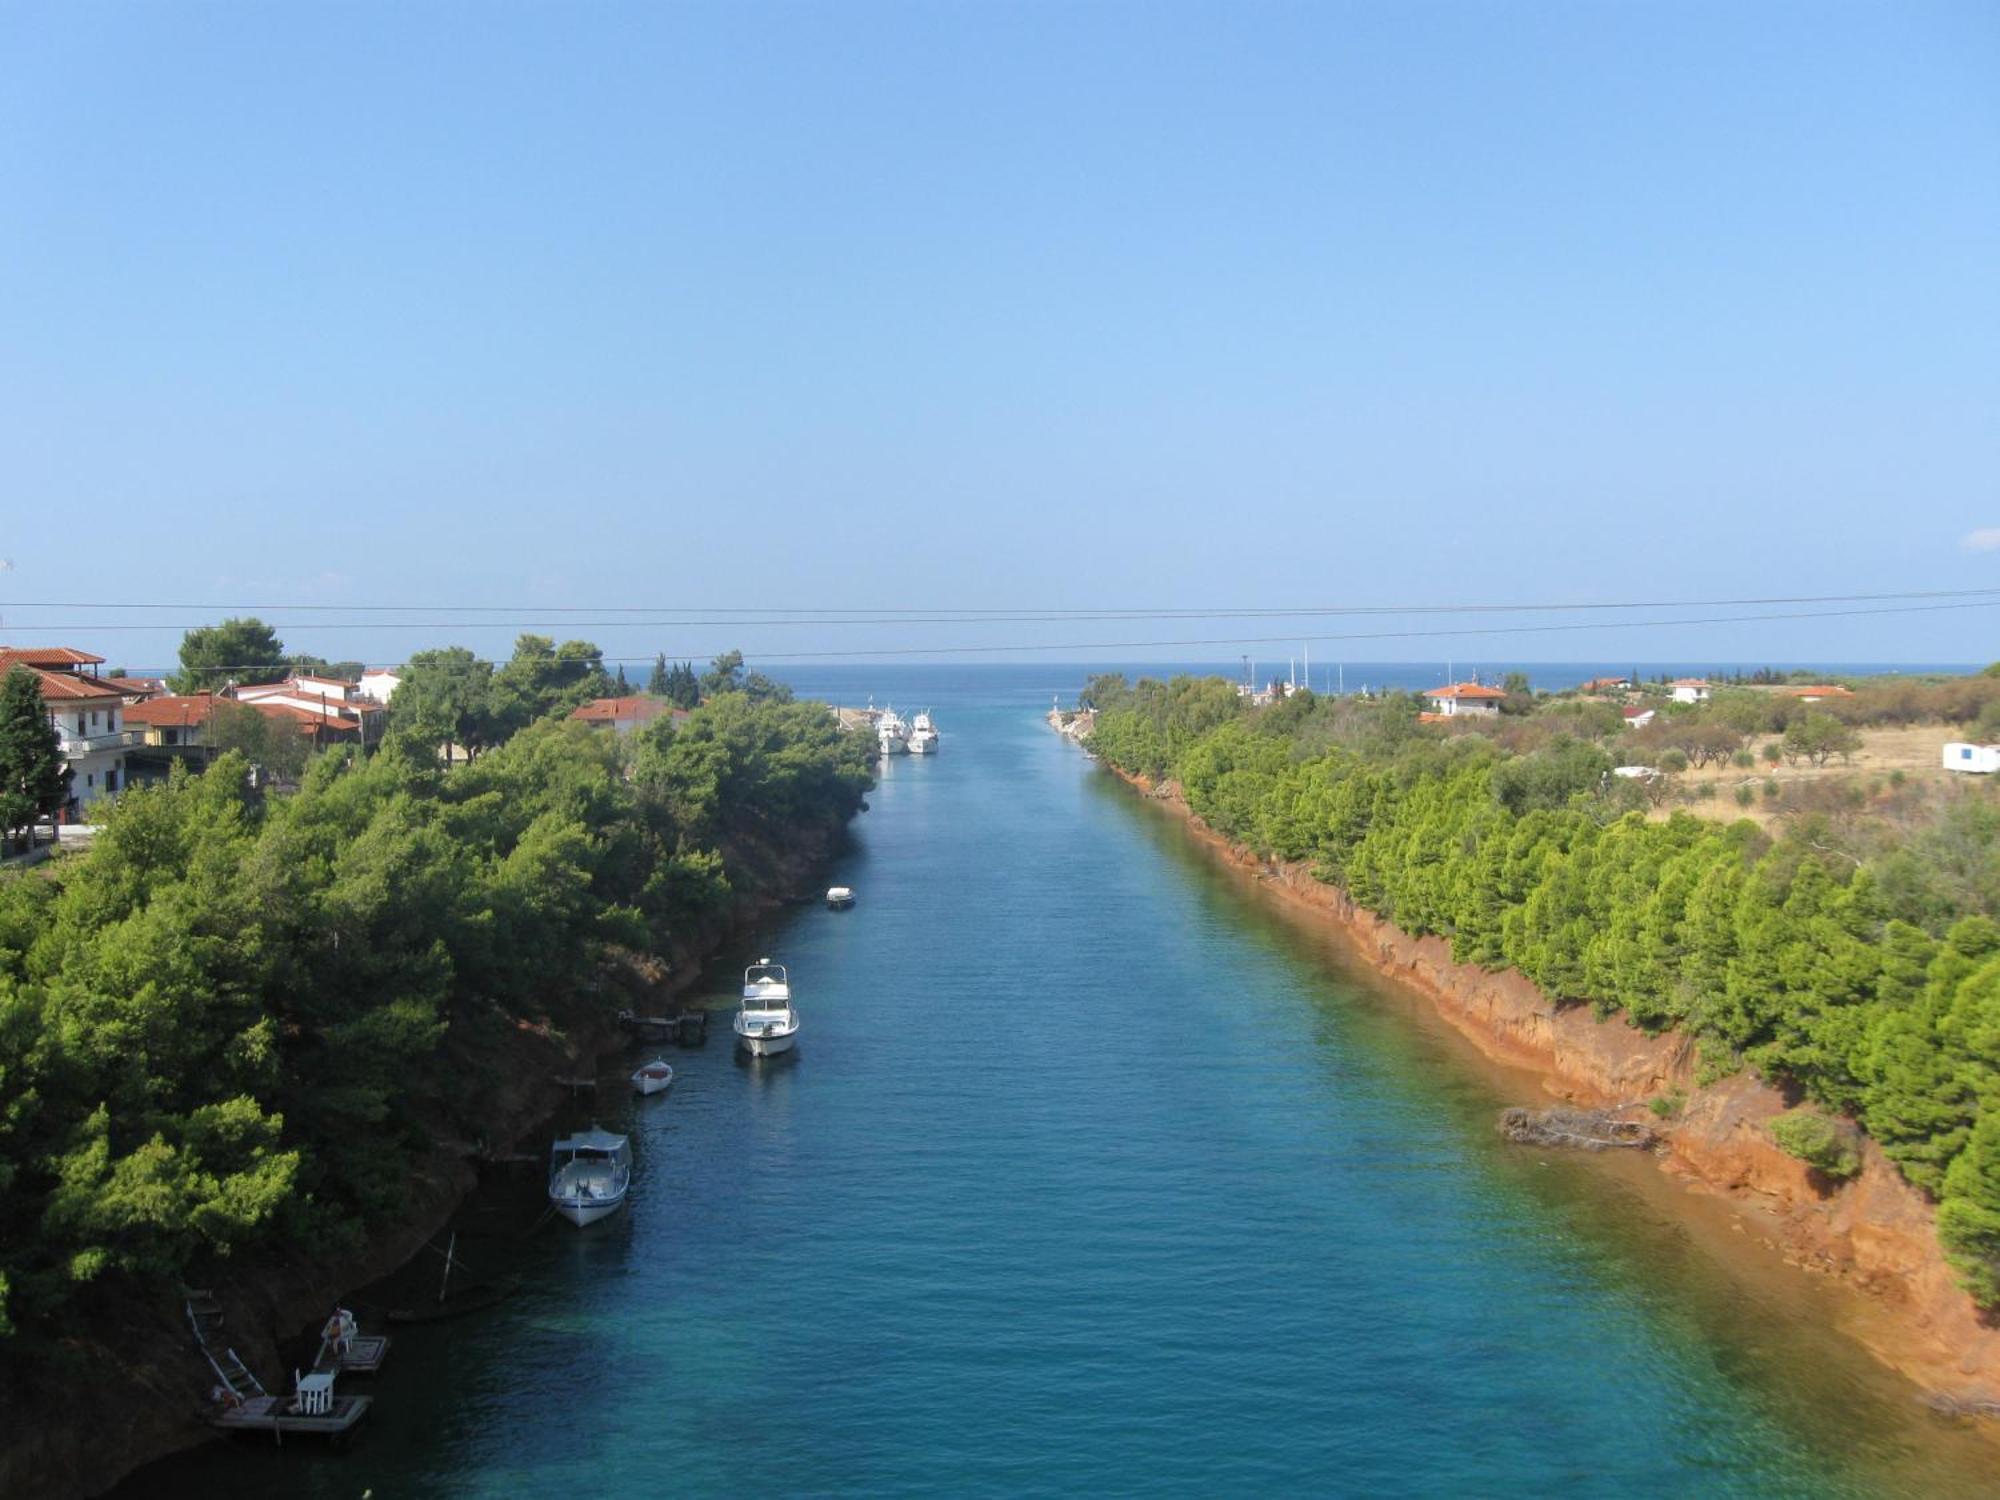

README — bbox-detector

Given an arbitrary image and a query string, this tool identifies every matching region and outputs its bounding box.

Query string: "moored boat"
[878,709,910,756]
[826,885,855,909]
[735,957,800,1056]
[548,1126,632,1226]
[631,1058,675,1095]
[908,709,939,754]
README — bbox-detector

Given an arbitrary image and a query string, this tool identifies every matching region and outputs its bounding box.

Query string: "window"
[105,769,117,793]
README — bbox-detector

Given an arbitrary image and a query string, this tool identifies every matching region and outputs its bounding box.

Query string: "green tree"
[664,661,700,708]
[395,647,497,763]
[0,666,70,846]
[173,617,289,692]
[647,654,670,696]
[1782,712,1862,768]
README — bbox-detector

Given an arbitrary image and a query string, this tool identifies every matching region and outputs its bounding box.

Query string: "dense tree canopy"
[1088,672,2000,1308]
[0,669,871,1355]
[172,617,289,693]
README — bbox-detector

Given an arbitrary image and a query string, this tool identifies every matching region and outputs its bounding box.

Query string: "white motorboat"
[908,709,939,755]
[548,1127,632,1227]
[735,957,800,1056]
[826,886,855,909]
[877,709,910,756]
[631,1058,675,1095]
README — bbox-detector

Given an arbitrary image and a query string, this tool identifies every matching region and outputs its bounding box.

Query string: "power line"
[2,586,1999,628]
[96,596,2000,675]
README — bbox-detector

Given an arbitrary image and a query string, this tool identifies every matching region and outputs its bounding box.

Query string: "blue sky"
[2,1,1996,670]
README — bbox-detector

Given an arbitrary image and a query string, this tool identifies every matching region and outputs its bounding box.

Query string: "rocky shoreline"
[8,817,850,1500]
[1104,762,2000,1407]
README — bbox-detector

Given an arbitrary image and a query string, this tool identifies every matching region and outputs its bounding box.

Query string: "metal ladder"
[184,1289,267,1399]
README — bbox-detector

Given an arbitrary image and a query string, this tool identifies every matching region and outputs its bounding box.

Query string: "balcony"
[58,729,138,756]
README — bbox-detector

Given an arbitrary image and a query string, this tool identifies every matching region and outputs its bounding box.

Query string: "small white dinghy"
[631,1058,675,1095]
[826,886,855,909]
[548,1126,632,1227]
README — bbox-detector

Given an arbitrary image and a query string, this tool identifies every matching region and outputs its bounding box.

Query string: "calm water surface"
[126,668,1998,1498]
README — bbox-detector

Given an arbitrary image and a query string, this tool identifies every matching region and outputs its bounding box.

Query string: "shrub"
[1762,778,1780,800]
[1769,1109,1861,1179]
[1649,1090,1687,1120]
[1735,785,1755,808]
[1732,748,1756,769]
[1761,742,1783,765]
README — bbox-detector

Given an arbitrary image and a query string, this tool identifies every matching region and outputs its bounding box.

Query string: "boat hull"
[553,1192,627,1227]
[736,1027,798,1057]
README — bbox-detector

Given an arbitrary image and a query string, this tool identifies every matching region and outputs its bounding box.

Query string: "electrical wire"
[1,586,1998,628]
[87,595,2000,676]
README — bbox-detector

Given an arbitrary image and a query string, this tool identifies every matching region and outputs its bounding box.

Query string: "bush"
[1761,742,1784,765]
[1732,749,1756,769]
[1649,1090,1686,1120]
[1735,785,1755,808]
[1762,778,1780,800]
[1769,1109,1861,1179]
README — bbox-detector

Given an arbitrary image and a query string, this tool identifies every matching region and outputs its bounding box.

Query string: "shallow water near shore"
[121,667,1999,1498]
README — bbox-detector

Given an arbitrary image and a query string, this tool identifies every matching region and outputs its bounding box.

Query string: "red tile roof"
[570,695,681,725]
[1428,682,1509,701]
[0,646,106,670]
[124,693,219,728]
[12,665,125,703]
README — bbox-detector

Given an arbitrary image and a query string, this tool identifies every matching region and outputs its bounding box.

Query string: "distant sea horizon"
[759,659,1984,708]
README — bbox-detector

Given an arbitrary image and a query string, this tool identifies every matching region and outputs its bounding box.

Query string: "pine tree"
[615,664,630,692]
[647,653,670,696]
[0,666,71,848]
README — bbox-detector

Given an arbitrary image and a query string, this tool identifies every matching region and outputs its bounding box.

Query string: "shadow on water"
[1088,766,2000,1498]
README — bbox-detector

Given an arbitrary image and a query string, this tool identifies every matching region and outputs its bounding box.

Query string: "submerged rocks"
[1499,1106,1657,1151]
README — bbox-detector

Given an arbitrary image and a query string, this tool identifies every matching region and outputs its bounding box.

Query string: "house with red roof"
[569,696,687,735]
[0,646,131,819]
[1669,678,1712,704]
[124,693,220,749]
[231,674,386,745]
[1424,682,1508,718]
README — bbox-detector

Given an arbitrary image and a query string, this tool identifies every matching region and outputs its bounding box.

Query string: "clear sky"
[2,1,1996,671]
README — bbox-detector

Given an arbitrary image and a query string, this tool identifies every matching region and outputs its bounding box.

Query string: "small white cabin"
[1943,743,2000,774]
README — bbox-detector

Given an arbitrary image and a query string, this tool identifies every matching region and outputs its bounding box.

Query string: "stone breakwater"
[1102,761,2000,1407]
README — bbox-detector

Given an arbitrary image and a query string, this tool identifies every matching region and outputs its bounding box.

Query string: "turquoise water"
[122,669,1997,1498]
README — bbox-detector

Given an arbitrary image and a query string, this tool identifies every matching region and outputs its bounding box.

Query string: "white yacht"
[735,957,800,1056]
[877,709,910,756]
[548,1127,631,1227]
[908,709,939,755]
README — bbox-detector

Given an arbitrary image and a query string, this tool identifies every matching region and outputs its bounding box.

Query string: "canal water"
[124,667,1998,1498]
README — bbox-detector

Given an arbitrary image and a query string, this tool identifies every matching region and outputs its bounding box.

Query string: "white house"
[0,646,131,819]
[1623,706,1657,730]
[1669,678,1712,704]
[358,668,401,704]
[1943,743,2000,774]
[232,675,386,745]
[1426,682,1508,718]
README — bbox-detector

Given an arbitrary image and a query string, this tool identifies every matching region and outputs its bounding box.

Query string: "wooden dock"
[207,1390,373,1438]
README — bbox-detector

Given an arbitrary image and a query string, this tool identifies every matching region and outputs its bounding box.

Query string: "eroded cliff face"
[1126,770,2000,1402]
